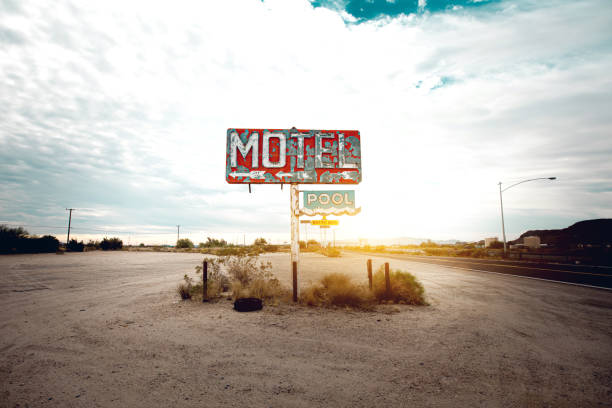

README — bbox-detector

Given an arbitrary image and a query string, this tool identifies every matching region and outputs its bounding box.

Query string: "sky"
[1,0,611,245]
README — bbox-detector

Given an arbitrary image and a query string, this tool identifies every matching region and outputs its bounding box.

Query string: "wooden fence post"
[202,260,208,302]
[292,261,298,302]
[384,262,391,299]
[367,259,373,290]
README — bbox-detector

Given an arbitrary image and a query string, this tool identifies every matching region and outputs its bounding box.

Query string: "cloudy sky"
[1,0,611,245]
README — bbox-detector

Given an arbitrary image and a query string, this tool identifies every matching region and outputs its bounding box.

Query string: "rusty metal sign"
[226,129,361,184]
[311,219,339,226]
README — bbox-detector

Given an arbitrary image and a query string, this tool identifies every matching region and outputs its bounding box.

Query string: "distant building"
[484,237,499,248]
[523,236,541,249]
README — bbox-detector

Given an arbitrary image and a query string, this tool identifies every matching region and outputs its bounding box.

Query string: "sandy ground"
[0,251,611,407]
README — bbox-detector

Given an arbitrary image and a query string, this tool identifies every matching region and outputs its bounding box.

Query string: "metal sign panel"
[303,190,355,210]
[226,129,361,184]
[311,219,339,226]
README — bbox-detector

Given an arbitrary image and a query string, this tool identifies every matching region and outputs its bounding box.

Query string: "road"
[357,252,612,289]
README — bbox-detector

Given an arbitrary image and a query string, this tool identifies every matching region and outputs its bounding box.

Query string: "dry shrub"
[301,273,373,308]
[224,254,272,285]
[227,254,289,302]
[177,277,192,300]
[176,258,230,301]
[319,247,341,257]
[372,266,427,305]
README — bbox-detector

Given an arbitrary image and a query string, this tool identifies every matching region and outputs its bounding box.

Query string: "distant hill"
[510,219,612,247]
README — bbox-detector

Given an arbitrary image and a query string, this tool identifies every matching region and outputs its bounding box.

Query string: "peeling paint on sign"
[226,129,361,184]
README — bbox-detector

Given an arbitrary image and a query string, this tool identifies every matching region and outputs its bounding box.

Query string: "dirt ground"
[1,251,611,407]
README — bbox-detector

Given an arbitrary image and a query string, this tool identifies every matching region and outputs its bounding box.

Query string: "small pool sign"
[303,190,355,210]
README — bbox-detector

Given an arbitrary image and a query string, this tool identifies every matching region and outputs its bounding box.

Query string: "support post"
[202,260,208,302]
[499,182,507,257]
[367,259,372,290]
[292,261,298,302]
[66,208,72,247]
[290,183,299,302]
[384,262,391,299]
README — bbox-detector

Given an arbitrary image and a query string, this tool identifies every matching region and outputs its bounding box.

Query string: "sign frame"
[226,128,361,185]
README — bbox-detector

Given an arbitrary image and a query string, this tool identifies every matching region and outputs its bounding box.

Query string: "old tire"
[234,297,263,312]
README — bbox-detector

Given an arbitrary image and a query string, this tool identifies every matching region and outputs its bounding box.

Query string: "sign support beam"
[290,183,299,301]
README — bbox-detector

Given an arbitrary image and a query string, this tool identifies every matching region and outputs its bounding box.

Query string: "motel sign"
[226,129,361,184]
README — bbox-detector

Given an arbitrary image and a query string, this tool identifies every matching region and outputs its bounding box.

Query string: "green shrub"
[198,237,229,248]
[67,239,85,252]
[100,237,123,250]
[0,225,60,254]
[372,266,427,305]
[176,238,194,249]
[176,254,288,303]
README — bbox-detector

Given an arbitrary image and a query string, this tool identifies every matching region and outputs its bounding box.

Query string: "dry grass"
[301,268,427,308]
[372,266,427,305]
[301,273,373,308]
[231,278,289,303]
[177,281,192,300]
[319,247,341,257]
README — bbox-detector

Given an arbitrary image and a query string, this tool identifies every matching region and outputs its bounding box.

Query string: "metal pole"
[202,260,208,302]
[177,225,180,243]
[498,182,507,257]
[290,183,299,301]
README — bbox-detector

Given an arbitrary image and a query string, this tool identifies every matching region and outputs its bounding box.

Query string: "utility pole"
[498,182,507,255]
[65,208,75,245]
[177,225,180,244]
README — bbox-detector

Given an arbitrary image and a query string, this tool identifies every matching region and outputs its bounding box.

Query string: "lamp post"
[498,177,556,256]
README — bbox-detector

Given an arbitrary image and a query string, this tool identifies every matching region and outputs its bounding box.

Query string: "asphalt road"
[359,253,612,290]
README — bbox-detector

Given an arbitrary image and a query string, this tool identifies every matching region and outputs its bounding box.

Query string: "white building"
[523,236,541,249]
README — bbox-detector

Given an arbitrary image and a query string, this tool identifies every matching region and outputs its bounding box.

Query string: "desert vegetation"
[301,268,427,308]
[66,239,85,252]
[0,225,60,254]
[176,238,194,249]
[177,252,426,310]
[100,237,123,250]
[177,257,229,300]
[319,246,341,257]
[177,254,287,303]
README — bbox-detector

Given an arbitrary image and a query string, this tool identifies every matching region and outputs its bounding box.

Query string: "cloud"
[0,0,610,243]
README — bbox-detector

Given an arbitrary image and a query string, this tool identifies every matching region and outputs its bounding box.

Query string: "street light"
[498,177,556,256]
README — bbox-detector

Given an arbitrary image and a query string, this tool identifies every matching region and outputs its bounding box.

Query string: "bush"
[253,237,267,246]
[86,240,100,250]
[176,238,194,249]
[100,237,123,250]
[0,226,59,254]
[372,266,427,305]
[176,254,288,303]
[301,273,373,308]
[177,278,192,300]
[177,258,230,301]
[198,237,228,248]
[67,239,85,252]
[319,247,341,257]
